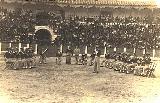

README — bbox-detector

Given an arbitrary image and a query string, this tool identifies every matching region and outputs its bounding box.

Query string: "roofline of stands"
[0,1,157,9]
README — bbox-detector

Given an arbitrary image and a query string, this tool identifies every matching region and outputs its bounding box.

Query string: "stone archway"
[35,26,58,57]
[35,29,52,45]
[35,26,57,42]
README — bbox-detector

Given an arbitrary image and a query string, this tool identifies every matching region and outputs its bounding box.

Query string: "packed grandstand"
[0,0,160,50]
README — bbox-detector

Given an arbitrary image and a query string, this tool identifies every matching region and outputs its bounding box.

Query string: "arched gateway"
[35,26,58,57]
[35,26,57,42]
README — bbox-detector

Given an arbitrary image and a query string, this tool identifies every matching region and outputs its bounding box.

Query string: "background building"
[0,0,157,18]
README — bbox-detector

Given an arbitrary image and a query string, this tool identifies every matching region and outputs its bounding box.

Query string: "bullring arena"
[1,0,160,103]
[1,55,160,103]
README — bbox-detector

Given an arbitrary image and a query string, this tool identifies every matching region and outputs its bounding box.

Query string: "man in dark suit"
[93,49,101,73]
[66,46,72,64]
[56,48,62,65]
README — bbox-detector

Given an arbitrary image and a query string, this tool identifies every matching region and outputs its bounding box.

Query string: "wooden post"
[9,43,12,48]
[104,46,107,55]
[27,44,30,48]
[124,47,126,52]
[19,43,22,52]
[104,42,107,56]
[143,49,146,55]
[60,44,63,53]
[153,48,155,58]
[0,42,1,54]
[85,46,87,54]
[114,47,116,52]
[133,48,136,54]
[35,44,38,54]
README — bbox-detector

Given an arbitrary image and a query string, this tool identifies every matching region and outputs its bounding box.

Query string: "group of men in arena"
[4,47,36,70]
[54,45,155,77]
[55,46,101,73]
[4,45,155,77]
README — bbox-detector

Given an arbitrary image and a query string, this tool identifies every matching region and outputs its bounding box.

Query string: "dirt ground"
[0,57,160,103]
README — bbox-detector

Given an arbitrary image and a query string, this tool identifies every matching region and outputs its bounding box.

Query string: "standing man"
[39,47,48,64]
[93,48,101,73]
[56,48,62,65]
[18,48,25,69]
[74,46,80,64]
[29,46,36,68]
[4,48,11,69]
[90,50,96,66]
[27,47,34,69]
[66,46,72,64]
[13,48,20,70]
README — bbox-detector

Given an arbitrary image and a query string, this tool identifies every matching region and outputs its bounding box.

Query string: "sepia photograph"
[0,0,160,103]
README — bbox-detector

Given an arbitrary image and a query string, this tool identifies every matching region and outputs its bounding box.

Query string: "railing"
[0,42,38,54]
[1,42,160,59]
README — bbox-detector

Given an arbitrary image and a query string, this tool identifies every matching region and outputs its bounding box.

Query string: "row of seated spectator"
[101,52,156,78]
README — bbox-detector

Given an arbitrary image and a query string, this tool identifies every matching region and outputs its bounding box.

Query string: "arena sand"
[0,57,160,103]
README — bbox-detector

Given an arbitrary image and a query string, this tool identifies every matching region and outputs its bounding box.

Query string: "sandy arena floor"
[0,57,160,103]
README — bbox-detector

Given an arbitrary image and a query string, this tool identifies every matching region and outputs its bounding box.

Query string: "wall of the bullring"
[0,1,159,18]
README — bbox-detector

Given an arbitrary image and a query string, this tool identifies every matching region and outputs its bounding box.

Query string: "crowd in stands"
[55,16,160,49]
[0,7,35,43]
[0,7,160,49]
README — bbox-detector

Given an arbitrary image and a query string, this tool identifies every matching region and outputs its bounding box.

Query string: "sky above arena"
[155,0,160,4]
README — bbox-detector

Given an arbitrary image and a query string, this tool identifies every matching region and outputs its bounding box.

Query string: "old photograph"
[0,0,160,103]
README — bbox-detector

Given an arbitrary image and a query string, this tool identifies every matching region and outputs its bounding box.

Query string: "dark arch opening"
[35,29,52,46]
